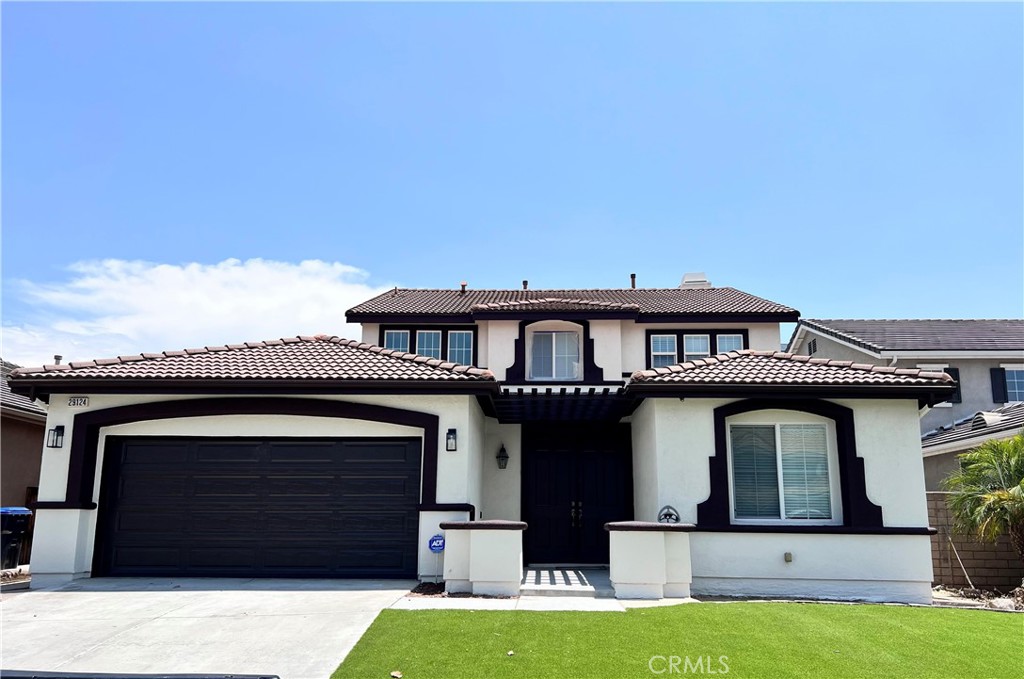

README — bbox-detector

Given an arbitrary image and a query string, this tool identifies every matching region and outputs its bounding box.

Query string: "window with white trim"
[383,330,410,353]
[416,330,442,359]
[530,330,580,380]
[727,412,841,525]
[918,364,952,407]
[683,334,711,361]
[716,334,744,354]
[448,330,474,365]
[1007,369,1024,401]
[650,335,677,368]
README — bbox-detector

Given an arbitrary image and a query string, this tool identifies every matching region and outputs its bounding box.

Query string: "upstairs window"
[651,335,678,368]
[727,415,841,525]
[530,331,580,381]
[683,334,711,361]
[1007,369,1024,402]
[416,330,442,359]
[448,331,474,365]
[717,334,744,354]
[384,330,410,353]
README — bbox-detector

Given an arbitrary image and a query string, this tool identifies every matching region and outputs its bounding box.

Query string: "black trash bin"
[1,507,33,569]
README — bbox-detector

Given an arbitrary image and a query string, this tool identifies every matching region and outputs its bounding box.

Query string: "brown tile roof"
[7,336,495,384]
[798,319,1024,353]
[629,350,956,387]
[922,402,1024,450]
[347,287,798,318]
[1,359,47,417]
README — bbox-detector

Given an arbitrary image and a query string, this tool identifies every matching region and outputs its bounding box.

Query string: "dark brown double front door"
[521,424,633,565]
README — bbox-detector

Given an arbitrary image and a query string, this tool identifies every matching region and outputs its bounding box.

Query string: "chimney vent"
[459,281,467,294]
[522,280,529,290]
[54,355,63,365]
[679,272,711,289]
[630,273,636,289]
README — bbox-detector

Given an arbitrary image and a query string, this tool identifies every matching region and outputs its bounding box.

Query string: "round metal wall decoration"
[657,505,680,524]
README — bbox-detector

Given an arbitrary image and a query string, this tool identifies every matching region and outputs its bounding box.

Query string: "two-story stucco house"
[9,277,954,603]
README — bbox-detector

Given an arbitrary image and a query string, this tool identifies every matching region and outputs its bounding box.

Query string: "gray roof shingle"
[922,402,1024,450]
[629,350,956,387]
[347,287,798,318]
[799,319,1024,353]
[7,336,495,383]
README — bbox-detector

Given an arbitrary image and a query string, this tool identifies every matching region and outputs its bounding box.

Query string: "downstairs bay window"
[726,412,842,525]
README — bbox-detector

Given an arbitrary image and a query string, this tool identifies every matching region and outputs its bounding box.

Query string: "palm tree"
[943,433,1024,565]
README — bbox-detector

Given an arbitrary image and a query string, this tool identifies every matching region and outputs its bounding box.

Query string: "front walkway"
[0,577,415,679]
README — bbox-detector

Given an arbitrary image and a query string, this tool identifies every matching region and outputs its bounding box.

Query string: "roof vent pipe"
[54,355,62,365]
[522,280,528,290]
[459,281,467,294]
[630,273,636,289]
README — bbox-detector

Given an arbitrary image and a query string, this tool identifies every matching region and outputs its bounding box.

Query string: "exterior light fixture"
[46,425,65,448]
[446,428,457,451]
[496,444,509,470]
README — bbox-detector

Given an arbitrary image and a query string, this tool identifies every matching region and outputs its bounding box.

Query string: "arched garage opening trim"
[37,397,447,510]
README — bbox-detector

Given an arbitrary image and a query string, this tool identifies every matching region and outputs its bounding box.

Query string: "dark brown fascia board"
[347,311,800,324]
[624,383,956,407]
[345,312,475,324]
[0,404,47,424]
[635,312,801,324]
[8,378,500,399]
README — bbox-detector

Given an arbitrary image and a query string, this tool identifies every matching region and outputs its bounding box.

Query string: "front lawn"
[333,603,1021,679]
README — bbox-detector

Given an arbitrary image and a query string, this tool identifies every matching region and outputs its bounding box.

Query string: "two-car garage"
[94,436,423,578]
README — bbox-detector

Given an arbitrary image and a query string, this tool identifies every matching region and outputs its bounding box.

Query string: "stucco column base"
[439,520,527,597]
[472,581,521,597]
[607,522,695,600]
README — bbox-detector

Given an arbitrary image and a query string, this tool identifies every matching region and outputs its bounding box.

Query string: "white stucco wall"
[480,421,522,520]
[626,395,933,603]
[690,533,933,603]
[30,392,489,583]
[590,319,623,380]
[359,323,380,345]
[484,321,519,380]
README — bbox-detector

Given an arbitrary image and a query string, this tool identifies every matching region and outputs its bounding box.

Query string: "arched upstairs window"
[526,321,583,381]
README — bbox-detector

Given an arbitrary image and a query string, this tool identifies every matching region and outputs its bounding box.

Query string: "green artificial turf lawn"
[332,603,1022,679]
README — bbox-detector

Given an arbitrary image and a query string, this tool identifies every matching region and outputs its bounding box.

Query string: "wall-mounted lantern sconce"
[496,444,509,470]
[446,428,457,451]
[46,425,65,448]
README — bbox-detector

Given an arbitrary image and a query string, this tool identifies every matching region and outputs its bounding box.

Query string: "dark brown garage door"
[95,436,421,578]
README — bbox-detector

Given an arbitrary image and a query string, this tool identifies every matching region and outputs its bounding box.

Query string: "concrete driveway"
[0,578,416,679]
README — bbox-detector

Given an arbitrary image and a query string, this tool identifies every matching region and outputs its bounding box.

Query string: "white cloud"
[1,258,392,367]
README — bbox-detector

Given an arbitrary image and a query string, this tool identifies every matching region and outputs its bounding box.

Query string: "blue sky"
[2,2,1021,365]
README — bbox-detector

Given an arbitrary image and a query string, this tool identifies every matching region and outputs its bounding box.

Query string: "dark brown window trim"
[696,398,885,530]
[378,325,480,366]
[505,319,607,383]
[644,329,751,370]
[46,397,445,511]
[420,503,476,520]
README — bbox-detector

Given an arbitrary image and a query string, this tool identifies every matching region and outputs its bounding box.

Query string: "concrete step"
[521,568,614,598]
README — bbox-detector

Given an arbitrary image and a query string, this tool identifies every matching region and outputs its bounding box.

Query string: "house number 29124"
[68,396,89,407]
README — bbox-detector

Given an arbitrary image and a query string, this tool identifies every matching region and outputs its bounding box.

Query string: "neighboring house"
[8,278,954,603]
[921,402,1024,591]
[787,319,1024,433]
[1,359,47,565]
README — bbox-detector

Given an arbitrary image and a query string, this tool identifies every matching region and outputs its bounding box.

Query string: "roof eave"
[7,377,500,398]
[345,312,475,324]
[625,382,955,407]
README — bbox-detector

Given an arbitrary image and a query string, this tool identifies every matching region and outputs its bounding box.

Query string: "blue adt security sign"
[428,534,445,553]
